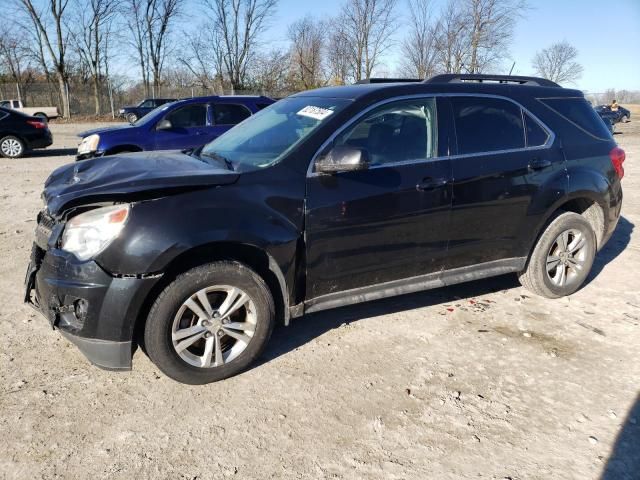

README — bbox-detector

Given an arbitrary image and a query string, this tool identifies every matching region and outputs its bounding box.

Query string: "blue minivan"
[77,95,275,160]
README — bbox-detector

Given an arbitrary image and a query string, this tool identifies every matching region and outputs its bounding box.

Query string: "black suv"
[25,75,625,384]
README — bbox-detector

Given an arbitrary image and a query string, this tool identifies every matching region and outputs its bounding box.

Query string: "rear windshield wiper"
[200,151,234,171]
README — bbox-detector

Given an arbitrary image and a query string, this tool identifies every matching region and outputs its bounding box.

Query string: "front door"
[154,103,209,151]
[305,97,452,299]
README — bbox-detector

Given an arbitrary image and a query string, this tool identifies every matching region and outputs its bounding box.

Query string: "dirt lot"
[0,120,639,480]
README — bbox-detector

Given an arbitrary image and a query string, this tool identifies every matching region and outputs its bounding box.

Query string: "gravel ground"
[0,120,639,480]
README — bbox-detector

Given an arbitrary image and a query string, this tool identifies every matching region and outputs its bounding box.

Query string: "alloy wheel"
[171,285,257,368]
[1,138,23,158]
[546,228,589,288]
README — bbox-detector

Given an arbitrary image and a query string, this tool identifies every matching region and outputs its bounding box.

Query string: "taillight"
[610,147,625,179]
[26,120,46,129]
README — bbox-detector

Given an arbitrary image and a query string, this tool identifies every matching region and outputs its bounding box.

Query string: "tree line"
[1,0,593,118]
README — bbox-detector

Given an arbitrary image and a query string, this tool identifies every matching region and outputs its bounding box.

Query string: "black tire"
[519,212,596,298]
[144,261,275,384]
[621,115,629,123]
[0,135,25,158]
[34,112,48,121]
[126,113,138,123]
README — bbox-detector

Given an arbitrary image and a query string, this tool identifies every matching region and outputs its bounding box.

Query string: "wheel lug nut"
[213,312,220,318]
[204,332,212,338]
[217,330,224,337]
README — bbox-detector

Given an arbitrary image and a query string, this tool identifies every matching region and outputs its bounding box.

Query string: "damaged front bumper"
[24,222,160,371]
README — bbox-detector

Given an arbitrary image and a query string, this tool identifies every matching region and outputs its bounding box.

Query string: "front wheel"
[519,212,596,298]
[126,113,138,123]
[621,115,629,123]
[144,261,275,384]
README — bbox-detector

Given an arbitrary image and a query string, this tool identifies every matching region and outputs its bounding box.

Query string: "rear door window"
[540,97,611,140]
[451,97,525,155]
[213,104,251,125]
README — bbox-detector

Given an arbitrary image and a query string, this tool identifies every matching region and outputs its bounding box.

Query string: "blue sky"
[262,0,640,93]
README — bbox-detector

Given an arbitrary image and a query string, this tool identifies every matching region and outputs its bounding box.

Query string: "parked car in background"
[119,98,176,123]
[0,99,60,121]
[27,74,624,384]
[595,104,631,124]
[77,95,275,160]
[0,106,52,158]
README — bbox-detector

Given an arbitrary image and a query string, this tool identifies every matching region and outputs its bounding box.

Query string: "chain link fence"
[0,81,293,119]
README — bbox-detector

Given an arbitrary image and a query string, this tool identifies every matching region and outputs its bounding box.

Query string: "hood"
[43,151,240,216]
[78,124,135,138]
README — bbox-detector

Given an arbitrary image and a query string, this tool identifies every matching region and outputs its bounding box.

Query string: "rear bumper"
[27,132,53,150]
[25,245,160,371]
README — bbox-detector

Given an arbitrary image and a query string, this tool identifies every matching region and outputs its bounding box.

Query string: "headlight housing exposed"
[61,204,130,260]
[77,134,100,155]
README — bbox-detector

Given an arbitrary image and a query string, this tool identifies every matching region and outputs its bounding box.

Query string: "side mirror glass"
[315,145,369,174]
[156,119,172,130]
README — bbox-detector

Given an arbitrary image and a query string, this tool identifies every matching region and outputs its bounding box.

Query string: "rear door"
[305,96,452,299]
[153,103,209,150]
[444,95,562,270]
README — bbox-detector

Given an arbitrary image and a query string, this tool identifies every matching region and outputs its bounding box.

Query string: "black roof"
[293,74,582,102]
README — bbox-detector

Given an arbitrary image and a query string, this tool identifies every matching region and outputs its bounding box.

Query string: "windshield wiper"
[200,151,234,171]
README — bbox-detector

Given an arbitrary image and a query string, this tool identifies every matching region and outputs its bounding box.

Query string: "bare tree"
[203,0,278,91]
[144,0,181,92]
[399,0,438,79]
[0,27,35,100]
[123,0,150,95]
[288,16,326,89]
[434,0,469,74]
[70,0,120,115]
[464,0,527,73]
[249,48,290,95]
[326,23,353,85]
[179,30,225,92]
[14,0,71,117]
[532,40,583,85]
[339,0,398,81]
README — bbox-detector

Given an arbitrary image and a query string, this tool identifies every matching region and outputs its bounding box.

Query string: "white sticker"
[297,106,334,121]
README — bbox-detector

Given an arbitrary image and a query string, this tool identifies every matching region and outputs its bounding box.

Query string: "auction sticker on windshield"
[297,106,334,121]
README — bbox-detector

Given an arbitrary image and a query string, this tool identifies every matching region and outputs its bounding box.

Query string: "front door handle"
[529,158,552,170]
[416,177,448,191]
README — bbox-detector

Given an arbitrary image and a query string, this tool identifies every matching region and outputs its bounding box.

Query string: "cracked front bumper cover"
[25,244,160,371]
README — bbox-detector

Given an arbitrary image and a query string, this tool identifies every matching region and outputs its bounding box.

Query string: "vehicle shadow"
[258,216,632,368]
[27,148,76,158]
[587,216,634,284]
[257,273,519,367]
[600,393,640,480]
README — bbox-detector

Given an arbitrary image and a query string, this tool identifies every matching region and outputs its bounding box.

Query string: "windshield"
[200,96,351,170]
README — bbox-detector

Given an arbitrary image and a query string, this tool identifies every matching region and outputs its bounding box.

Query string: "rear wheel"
[34,112,48,121]
[519,212,596,298]
[0,136,25,158]
[144,261,275,384]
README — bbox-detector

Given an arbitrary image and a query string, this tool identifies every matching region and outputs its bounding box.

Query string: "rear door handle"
[416,177,448,191]
[529,158,552,170]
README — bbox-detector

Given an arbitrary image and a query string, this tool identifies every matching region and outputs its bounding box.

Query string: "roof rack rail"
[425,74,560,88]
[355,78,422,84]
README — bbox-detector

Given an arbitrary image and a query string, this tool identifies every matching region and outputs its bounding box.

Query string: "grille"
[34,210,56,250]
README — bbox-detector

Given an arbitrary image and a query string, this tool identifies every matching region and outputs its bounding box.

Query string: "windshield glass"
[200,96,351,170]
[132,102,176,126]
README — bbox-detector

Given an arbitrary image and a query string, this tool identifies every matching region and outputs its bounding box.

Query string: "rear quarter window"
[540,97,611,140]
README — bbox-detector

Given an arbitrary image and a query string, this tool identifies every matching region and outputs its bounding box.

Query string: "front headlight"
[77,134,100,155]
[61,204,130,260]
[119,109,125,114]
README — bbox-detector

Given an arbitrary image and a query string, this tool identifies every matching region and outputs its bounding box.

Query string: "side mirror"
[156,119,172,130]
[315,145,369,174]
